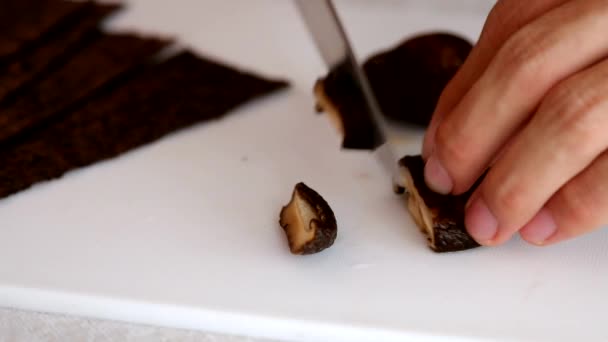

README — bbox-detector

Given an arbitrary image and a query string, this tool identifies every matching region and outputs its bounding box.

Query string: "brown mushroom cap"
[364,32,473,126]
[313,32,473,150]
[279,182,337,255]
[313,65,378,150]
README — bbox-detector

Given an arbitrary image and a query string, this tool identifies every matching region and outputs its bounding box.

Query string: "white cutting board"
[1,1,607,341]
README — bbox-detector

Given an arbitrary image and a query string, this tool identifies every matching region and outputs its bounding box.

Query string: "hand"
[421,0,608,247]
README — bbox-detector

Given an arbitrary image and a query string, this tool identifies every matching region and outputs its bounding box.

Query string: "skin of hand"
[421,0,608,247]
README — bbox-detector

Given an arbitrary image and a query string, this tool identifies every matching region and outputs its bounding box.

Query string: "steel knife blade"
[294,0,399,180]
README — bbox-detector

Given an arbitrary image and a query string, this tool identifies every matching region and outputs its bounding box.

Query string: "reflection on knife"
[294,0,399,182]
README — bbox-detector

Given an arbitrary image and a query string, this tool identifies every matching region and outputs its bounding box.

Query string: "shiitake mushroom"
[310,32,481,252]
[314,32,473,149]
[279,182,337,255]
[364,32,472,126]
[396,155,480,252]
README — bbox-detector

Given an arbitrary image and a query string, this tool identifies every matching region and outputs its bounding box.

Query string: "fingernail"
[424,155,453,194]
[465,196,498,244]
[520,209,558,245]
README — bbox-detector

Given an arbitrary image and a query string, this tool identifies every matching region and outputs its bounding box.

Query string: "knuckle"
[542,81,602,155]
[435,121,471,166]
[492,181,528,219]
[553,184,596,231]
[492,28,549,87]
[546,82,596,120]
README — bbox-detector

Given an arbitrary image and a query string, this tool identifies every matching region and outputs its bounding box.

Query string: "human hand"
[421,0,608,247]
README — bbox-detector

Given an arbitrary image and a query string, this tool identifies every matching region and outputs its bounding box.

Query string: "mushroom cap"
[313,32,473,151]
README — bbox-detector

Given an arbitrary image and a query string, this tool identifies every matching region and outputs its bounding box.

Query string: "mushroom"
[313,32,473,150]
[364,32,473,126]
[313,62,379,150]
[397,155,480,253]
[279,182,337,255]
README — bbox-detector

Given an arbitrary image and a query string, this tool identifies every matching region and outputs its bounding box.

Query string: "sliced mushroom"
[313,62,378,150]
[364,32,472,126]
[397,155,480,252]
[279,182,337,255]
[313,32,472,150]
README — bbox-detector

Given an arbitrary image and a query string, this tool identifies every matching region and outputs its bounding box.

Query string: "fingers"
[422,0,570,159]
[465,57,608,245]
[519,150,608,245]
[425,0,608,195]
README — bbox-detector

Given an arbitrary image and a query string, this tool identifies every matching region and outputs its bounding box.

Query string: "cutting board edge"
[0,285,498,342]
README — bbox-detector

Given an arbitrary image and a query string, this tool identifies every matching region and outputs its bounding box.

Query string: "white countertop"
[0,306,278,342]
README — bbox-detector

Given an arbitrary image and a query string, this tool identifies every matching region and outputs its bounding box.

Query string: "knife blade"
[294,0,399,181]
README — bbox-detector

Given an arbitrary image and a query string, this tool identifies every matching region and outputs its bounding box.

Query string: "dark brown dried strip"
[0,32,169,144]
[0,51,288,199]
[0,2,123,103]
[0,0,87,63]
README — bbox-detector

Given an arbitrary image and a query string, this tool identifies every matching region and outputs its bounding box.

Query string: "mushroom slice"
[279,182,337,255]
[313,32,473,150]
[397,155,480,253]
[313,63,378,150]
[363,32,472,126]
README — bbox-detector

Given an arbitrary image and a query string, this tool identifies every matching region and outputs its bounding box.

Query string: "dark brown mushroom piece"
[279,182,337,255]
[397,155,481,253]
[364,32,473,126]
[313,61,378,150]
[313,32,473,149]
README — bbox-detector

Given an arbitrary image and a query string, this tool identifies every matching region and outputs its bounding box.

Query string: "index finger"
[422,0,569,159]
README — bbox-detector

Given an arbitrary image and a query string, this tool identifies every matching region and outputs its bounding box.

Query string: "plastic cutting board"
[1,1,607,341]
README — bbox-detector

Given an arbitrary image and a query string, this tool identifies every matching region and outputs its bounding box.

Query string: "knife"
[294,0,400,182]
